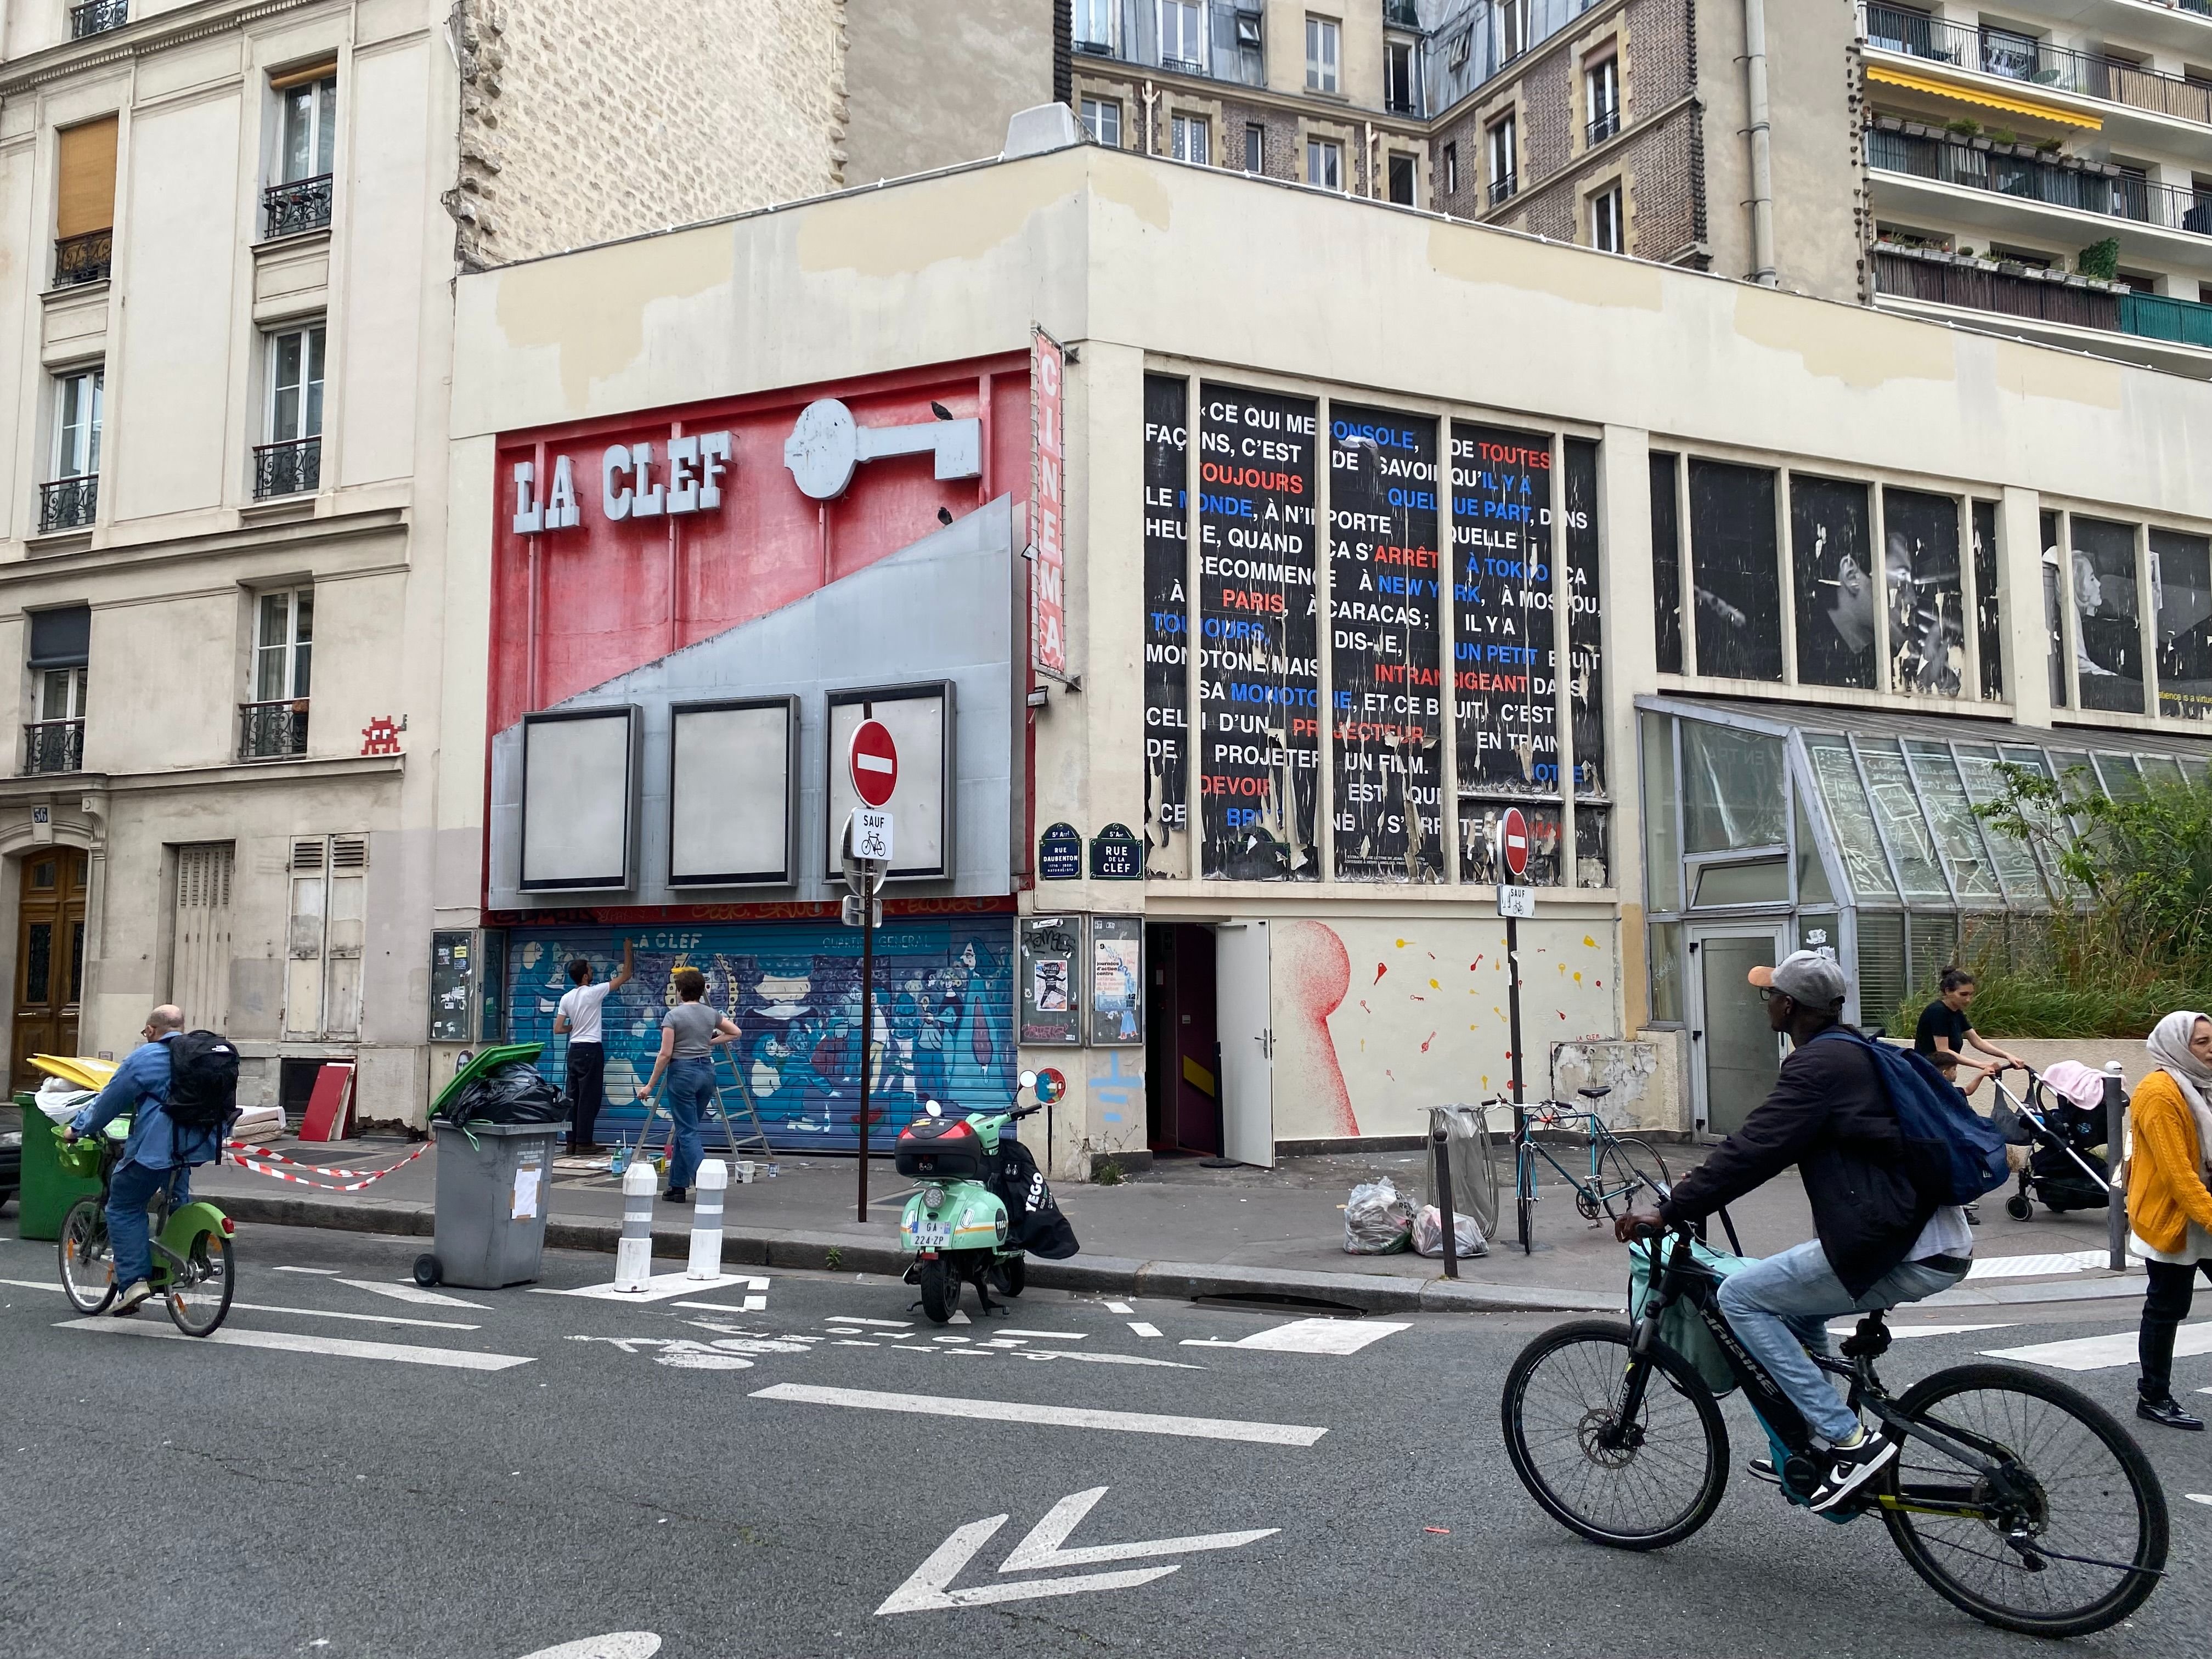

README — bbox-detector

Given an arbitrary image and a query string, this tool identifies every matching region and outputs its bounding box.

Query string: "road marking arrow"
[998,1486,1276,1570]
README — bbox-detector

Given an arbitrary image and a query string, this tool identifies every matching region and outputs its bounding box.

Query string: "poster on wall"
[1562,437,1606,803]
[2072,516,2145,714]
[429,930,473,1042]
[1088,913,1144,1047]
[1687,459,1783,681]
[2153,527,2212,719]
[1790,476,1875,691]
[520,707,639,892]
[1198,383,1320,880]
[1450,423,1557,800]
[1882,487,1966,697]
[1972,501,2004,702]
[1143,376,1192,877]
[1019,915,1084,1045]
[1329,404,1443,881]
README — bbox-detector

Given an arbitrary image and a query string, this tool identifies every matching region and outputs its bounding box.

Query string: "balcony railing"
[22,720,84,777]
[69,0,126,37]
[1862,3,2212,128]
[37,475,97,534]
[238,700,308,762]
[1076,2,1267,89]
[1384,0,1421,26]
[253,437,320,500]
[1587,105,1621,145]
[53,229,111,287]
[2120,288,2212,347]
[1872,246,2122,328]
[1488,171,1517,206]
[262,173,332,239]
[1867,125,2212,236]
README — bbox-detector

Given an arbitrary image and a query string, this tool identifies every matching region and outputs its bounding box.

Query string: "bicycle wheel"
[166,1227,234,1338]
[1597,1137,1673,1220]
[57,1198,115,1316]
[1500,1318,1729,1550]
[1880,1362,2167,1638]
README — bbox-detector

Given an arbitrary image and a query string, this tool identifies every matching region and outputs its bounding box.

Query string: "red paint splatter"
[1373,962,1389,984]
[1410,994,1426,1003]
[1359,999,1372,1014]
[1420,1031,1437,1052]
[1424,1526,1451,1536]
[1426,951,1437,961]
[1558,1010,1567,1020]
[1471,956,1484,970]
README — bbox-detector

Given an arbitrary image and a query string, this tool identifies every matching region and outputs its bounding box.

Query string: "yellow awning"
[1867,64,2103,131]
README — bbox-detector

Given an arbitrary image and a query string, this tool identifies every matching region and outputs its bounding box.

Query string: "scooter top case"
[894,1115,995,1180]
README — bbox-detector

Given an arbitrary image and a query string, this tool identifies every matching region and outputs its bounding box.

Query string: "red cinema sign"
[1498,806,1531,880]
[1031,328,1066,675]
[850,720,899,808]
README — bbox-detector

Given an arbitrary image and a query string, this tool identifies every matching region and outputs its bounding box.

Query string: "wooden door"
[14,850,88,1092]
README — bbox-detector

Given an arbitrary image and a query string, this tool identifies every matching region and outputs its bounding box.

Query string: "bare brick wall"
[452,0,847,268]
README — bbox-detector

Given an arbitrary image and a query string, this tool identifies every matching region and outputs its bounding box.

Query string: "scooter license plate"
[911,1220,953,1249]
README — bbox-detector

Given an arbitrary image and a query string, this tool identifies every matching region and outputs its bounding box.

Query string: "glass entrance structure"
[1639,696,2212,1053]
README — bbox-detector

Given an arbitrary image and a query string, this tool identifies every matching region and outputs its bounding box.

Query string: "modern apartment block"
[0,0,843,1116]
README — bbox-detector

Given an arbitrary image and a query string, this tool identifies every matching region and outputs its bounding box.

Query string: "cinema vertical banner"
[1198,384,1319,880]
[1031,328,1067,675]
[1330,406,1443,881]
[1143,376,1191,877]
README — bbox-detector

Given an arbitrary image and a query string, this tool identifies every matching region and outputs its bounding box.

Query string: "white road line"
[1020,1351,1201,1370]
[998,1329,1086,1341]
[825,1316,913,1328]
[1127,1322,1163,1339]
[3,1279,476,1330]
[1827,1322,2016,1340]
[337,1279,489,1310]
[535,1272,763,1304]
[57,1318,533,1371]
[750,1383,1324,1445]
[1,1277,71,1294]
[947,1310,972,1326]
[1105,1301,1135,1314]
[273,1265,341,1276]
[673,1299,770,1314]
[2188,1494,2212,1507]
[1985,1320,2212,1372]
[1179,1319,1409,1356]
[1965,1251,2111,1281]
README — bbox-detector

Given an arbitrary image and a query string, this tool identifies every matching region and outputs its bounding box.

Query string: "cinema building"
[437,120,2212,1172]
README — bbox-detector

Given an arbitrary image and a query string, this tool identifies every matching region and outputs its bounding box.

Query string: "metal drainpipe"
[1743,0,1777,285]
[1143,80,1158,155]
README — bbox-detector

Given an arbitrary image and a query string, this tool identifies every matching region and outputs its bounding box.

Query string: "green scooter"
[896,1070,1058,1324]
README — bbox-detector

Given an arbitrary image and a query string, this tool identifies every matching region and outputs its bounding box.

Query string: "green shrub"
[2076,236,2120,281]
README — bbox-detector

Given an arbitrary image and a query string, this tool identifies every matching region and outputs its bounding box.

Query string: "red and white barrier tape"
[221,1138,428,1190]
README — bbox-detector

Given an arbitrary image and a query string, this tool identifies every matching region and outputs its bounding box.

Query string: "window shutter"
[57,117,118,240]
[171,843,235,1032]
[28,606,90,669]
[291,838,325,871]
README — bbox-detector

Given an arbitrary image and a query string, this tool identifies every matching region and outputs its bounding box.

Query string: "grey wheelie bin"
[413,1042,565,1289]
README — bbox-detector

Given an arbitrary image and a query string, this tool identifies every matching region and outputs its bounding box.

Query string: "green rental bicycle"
[54,1119,236,1337]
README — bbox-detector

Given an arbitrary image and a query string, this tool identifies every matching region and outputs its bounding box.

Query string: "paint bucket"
[736,1159,757,1184]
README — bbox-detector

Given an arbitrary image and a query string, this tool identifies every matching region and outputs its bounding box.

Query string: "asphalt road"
[3,1222,2207,1659]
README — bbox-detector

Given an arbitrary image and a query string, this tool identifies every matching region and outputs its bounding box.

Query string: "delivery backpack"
[163,1031,241,1128]
[1807,1025,2010,1205]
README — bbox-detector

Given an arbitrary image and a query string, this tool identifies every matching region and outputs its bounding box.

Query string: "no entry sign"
[849,720,899,808]
[1497,806,1531,881]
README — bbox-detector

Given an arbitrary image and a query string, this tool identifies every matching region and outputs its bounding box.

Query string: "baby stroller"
[1987,1062,2113,1222]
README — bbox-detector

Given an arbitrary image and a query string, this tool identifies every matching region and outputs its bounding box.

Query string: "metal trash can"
[414,1120,562,1289]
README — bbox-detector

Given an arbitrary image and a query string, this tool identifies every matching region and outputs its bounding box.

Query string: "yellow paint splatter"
[1584,935,1597,947]
[1395,938,1408,949]
[1573,972,1583,984]
[1429,978,1440,989]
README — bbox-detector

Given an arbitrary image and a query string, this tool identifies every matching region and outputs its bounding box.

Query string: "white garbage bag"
[1343,1178,1417,1254]
[1411,1204,1488,1259]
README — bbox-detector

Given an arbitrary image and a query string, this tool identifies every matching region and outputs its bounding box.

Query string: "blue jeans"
[108,1161,189,1290]
[663,1058,714,1192]
[1717,1239,1968,1444]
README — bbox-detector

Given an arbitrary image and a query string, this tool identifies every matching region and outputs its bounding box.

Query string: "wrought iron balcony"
[1488,171,1517,206]
[22,720,84,777]
[1587,105,1621,145]
[1384,0,1421,26]
[252,437,320,500]
[37,475,97,534]
[238,699,308,762]
[53,229,111,288]
[1867,126,2212,237]
[1862,3,2212,128]
[69,0,127,37]
[262,173,332,239]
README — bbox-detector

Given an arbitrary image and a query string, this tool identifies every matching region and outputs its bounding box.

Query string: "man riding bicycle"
[1616,951,1973,1513]
[60,1006,221,1316]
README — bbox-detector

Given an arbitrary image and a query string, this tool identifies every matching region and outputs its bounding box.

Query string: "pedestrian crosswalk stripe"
[5,1279,476,1331]
[1826,1322,2015,1341]
[1966,1251,2109,1280]
[57,1317,534,1370]
[537,1272,763,1303]
[751,1383,1326,1445]
[1181,1318,1410,1355]
[337,1278,489,1310]
[1984,1319,2212,1372]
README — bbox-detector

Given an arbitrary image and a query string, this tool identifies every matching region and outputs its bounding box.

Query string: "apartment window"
[1979,25,2039,82]
[1387,153,1416,205]
[1307,136,1344,191]
[69,0,128,39]
[1444,140,1458,196]
[40,369,102,534]
[1307,15,1341,92]
[244,587,313,760]
[1081,96,1122,148]
[53,115,116,287]
[1074,0,1115,50]
[1498,0,1530,62]
[1245,122,1266,172]
[24,606,89,777]
[257,324,325,499]
[1586,54,1621,144]
[1591,182,1624,252]
[1171,113,1210,165]
[1487,114,1516,204]
[1386,38,1419,114]
[1159,1,1205,72]
[285,833,365,1040]
[264,67,336,237]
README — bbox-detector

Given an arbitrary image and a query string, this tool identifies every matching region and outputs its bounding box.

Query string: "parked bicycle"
[1500,1222,2166,1638]
[1465,1086,1673,1255]
[54,1120,236,1337]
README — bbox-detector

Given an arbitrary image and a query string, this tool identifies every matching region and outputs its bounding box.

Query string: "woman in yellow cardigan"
[2130,1009,2212,1430]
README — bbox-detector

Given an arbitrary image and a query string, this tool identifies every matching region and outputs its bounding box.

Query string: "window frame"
[1245,122,1266,172]
[1487,112,1517,202]
[1306,135,1344,191]
[253,585,315,706]
[1074,0,1116,50]
[1170,111,1211,165]
[1080,95,1123,148]
[1585,52,1621,142]
[1386,37,1420,115]
[51,366,103,482]
[1590,180,1624,252]
[264,323,327,445]
[1306,14,1341,93]
[1157,0,1207,71]
[1444,140,1458,196]
[276,72,337,186]
[39,664,88,724]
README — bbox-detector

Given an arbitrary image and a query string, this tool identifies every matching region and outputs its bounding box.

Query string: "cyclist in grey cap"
[1616,949,1972,1513]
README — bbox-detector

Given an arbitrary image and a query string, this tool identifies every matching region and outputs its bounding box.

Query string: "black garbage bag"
[440,1061,567,1127]
[993,1133,1080,1260]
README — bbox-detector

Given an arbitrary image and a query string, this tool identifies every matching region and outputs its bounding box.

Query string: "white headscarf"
[2145,1009,2212,1175]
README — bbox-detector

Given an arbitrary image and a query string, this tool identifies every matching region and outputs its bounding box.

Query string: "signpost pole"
[857,861,876,1223]
[1507,913,1525,1116]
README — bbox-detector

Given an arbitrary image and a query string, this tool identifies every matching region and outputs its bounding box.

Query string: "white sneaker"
[114,1280,153,1314]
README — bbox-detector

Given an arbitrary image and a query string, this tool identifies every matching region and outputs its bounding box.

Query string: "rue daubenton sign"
[1039,822,1082,880]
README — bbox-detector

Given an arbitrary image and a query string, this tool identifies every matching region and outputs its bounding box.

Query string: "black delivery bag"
[992,1134,1080,1260]
[438,1060,567,1128]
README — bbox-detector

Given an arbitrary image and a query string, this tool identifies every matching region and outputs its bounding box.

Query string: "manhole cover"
[1190,1292,1364,1319]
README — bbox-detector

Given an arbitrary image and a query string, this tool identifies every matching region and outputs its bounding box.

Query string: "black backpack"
[164,1031,240,1128]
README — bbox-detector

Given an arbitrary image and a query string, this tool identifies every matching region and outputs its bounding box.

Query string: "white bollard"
[688,1159,729,1279]
[615,1159,657,1292]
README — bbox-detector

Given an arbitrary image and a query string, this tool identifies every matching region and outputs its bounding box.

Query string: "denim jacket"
[69,1036,221,1171]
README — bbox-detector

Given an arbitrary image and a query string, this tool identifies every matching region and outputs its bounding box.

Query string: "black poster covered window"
[1329,405,1443,881]
[1451,422,1557,800]
[1564,439,1605,803]
[1142,376,1191,877]
[1650,452,1683,675]
[1972,501,2003,702]
[2072,516,2144,714]
[1688,459,1782,681]
[1197,383,1320,879]
[1790,475,1874,691]
[2040,508,2068,709]
[2153,527,2212,720]
[1883,487,1966,697]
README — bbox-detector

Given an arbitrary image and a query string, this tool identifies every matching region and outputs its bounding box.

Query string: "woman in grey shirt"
[639,967,740,1202]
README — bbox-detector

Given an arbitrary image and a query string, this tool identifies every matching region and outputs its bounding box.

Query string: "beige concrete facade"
[842,0,1053,186]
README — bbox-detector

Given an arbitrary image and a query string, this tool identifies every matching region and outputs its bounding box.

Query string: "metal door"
[1214,920,1274,1168]
[1686,924,1784,1135]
